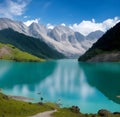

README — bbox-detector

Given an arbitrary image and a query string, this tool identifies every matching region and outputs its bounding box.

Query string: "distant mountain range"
[0,18,104,59]
[79,22,120,62]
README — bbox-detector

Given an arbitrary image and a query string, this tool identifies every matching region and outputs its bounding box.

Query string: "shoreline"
[8,95,34,102]
[0,92,120,117]
[0,89,34,102]
[117,95,120,98]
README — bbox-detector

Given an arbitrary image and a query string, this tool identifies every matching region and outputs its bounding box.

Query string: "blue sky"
[0,0,120,35]
[0,0,120,24]
[25,0,120,24]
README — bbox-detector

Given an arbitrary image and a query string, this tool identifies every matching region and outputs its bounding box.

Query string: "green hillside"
[0,93,54,117]
[0,43,44,62]
[0,92,119,117]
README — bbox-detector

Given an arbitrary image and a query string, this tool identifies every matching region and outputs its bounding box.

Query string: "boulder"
[113,112,120,115]
[70,106,80,113]
[98,109,111,116]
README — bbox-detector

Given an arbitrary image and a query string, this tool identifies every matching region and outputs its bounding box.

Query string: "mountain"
[47,25,104,58]
[86,30,104,41]
[78,22,120,62]
[0,29,65,59]
[74,32,85,42]
[47,25,86,58]
[29,22,48,39]
[80,30,104,50]
[0,18,104,58]
[29,24,86,58]
[28,24,103,58]
[0,18,29,35]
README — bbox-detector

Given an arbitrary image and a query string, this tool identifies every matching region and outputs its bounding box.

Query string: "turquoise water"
[0,60,120,113]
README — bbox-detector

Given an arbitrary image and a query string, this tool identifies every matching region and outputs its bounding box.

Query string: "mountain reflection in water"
[0,60,120,113]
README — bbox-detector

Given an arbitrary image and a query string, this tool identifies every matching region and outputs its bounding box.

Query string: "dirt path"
[30,110,57,117]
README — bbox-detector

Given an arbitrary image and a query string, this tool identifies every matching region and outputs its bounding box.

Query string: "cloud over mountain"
[69,17,120,36]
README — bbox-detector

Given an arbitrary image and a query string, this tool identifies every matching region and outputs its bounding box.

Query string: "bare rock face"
[87,52,120,62]
[0,46,12,58]
[98,109,111,116]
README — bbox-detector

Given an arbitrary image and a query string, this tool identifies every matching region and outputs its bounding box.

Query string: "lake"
[0,59,120,113]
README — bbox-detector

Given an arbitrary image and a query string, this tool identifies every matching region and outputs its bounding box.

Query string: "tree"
[40,97,43,103]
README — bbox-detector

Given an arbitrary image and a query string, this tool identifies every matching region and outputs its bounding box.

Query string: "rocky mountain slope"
[0,18,104,59]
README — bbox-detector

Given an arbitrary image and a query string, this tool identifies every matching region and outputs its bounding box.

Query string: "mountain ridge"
[0,18,104,58]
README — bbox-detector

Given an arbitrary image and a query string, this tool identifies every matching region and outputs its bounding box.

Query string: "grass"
[0,93,120,117]
[0,93,54,117]
[52,108,120,117]
[0,43,44,62]
[52,108,83,117]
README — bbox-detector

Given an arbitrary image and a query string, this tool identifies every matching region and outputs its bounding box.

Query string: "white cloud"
[69,17,120,36]
[23,18,40,26]
[47,23,54,29]
[0,0,30,19]
[61,23,66,26]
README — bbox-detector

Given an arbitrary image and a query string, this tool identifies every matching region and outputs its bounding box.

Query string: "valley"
[0,0,120,117]
[0,18,104,60]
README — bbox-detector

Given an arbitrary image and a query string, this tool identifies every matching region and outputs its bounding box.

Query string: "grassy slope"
[53,108,83,117]
[0,43,44,62]
[52,108,120,117]
[0,93,119,117]
[0,93,55,117]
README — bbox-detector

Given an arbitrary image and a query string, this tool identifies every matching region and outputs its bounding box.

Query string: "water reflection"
[80,62,120,104]
[0,60,120,113]
[36,60,95,103]
[0,61,11,78]
[0,60,56,89]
